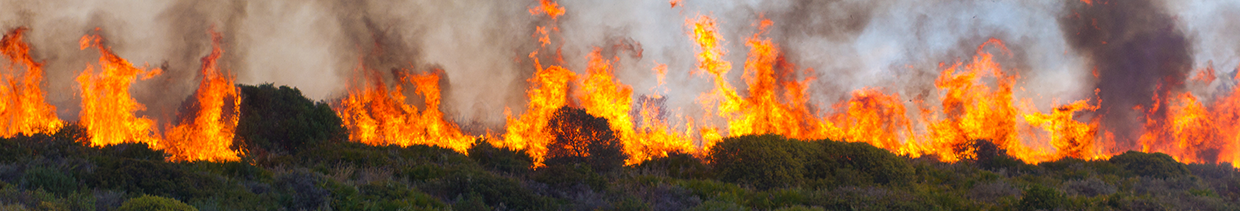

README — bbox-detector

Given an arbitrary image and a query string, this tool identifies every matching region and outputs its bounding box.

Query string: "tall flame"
[163,29,242,162]
[335,64,475,152]
[77,33,163,147]
[0,28,63,137]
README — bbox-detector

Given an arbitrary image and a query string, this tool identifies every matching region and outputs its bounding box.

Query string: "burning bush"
[544,106,627,174]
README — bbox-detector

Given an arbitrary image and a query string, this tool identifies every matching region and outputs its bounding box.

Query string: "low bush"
[20,166,76,195]
[116,195,197,211]
[1109,151,1189,179]
[467,139,533,174]
[710,134,808,189]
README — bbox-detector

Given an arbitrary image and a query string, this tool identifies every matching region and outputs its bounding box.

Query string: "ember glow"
[2,0,1239,168]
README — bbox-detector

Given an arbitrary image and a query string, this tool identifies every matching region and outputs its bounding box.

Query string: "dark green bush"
[424,168,553,210]
[100,143,167,161]
[236,84,346,157]
[87,158,222,199]
[1019,184,1066,211]
[1109,151,1189,178]
[810,140,915,187]
[635,151,710,179]
[467,139,533,174]
[21,166,76,195]
[532,163,607,190]
[273,170,329,210]
[116,195,197,211]
[710,134,807,189]
[545,106,628,174]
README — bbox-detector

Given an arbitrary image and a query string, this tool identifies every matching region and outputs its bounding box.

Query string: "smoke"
[1,0,1235,143]
[1058,0,1194,148]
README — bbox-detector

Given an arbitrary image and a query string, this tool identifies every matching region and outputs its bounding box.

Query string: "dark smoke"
[1059,0,1194,149]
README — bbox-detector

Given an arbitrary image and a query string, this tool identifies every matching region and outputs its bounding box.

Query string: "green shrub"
[1109,151,1189,178]
[88,158,222,199]
[99,143,167,161]
[424,168,553,210]
[635,151,710,179]
[688,200,746,211]
[710,134,807,189]
[21,166,76,195]
[236,84,346,156]
[545,106,627,174]
[273,170,329,210]
[467,139,533,174]
[811,140,915,187]
[1019,184,1066,211]
[532,163,607,190]
[773,205,825,211]
[116,195,197,211]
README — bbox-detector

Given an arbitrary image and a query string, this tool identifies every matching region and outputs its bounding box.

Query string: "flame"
[502,53,576,164]
[1023,100,1104,160]
[77,33,163,147]
[0,28,64,137]
[335,65,475,152]
[577,49,697,164]
[163,29,242,162]
[529,0,565,20]
[1137,68,1240,167]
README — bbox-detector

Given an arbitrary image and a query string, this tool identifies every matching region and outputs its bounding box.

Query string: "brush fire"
[0,0,1237,170]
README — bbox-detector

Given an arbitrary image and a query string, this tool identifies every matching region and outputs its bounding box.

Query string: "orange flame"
[502,52,576,164]
[335,65,475,152]
[0,28,64,137]
[163,29,242,162]
[1138,69,1240,167]
[529,0,566,20]
[77,33,163,147]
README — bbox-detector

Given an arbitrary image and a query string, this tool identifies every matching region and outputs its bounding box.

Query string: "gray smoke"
[1059,0,1193,149]
[0,0,1235,142]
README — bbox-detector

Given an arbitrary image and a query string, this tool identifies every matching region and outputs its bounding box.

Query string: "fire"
[0,28,64,137]
[163,29,242,162]
[77,33,163,147]
[335,65,475,152]
[826,89,921,156]
[529,0,565,20]
[502,53,576,164]
[1023,100,1104,160]
[1137,68,1240,167]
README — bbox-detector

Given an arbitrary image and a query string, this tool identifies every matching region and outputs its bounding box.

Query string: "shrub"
[532,163,607,191]
[545,106,628,174]
[467,139,533,174]
[424,168,553,210]
[1019,184,1066,211]
[811,140,915,187]
[710,134,807,189]
[100,143,167,161]
[236,84,346,156]
[88,158,223,199]
[635,151,710,179]
[21,166,76,195]
[273,170,329,210]
[115,195,197,211]
[965,139,1027,171]
[1109,151,1189,178]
